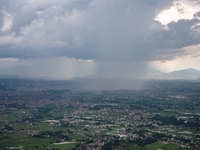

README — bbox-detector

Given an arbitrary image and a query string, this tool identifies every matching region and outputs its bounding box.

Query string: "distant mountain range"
[152,68,200,80]
[1,68,200,80]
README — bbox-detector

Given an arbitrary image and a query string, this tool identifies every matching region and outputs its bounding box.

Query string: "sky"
[0,0,200,82]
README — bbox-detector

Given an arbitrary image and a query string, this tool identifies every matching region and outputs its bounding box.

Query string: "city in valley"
[0,78,200,150]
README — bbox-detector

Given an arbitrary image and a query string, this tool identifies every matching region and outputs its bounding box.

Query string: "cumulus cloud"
[155,0,200,26]
[1,0,198,62]
[1,10,14,32]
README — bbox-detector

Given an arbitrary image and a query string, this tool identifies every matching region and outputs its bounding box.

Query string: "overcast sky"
[0,0,200,81]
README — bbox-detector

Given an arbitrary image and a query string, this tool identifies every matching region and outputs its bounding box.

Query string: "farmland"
[0,79,200,150]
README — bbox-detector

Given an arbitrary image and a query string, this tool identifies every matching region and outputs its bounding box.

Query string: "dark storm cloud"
[0,0,199,62]
[1,0,200,90]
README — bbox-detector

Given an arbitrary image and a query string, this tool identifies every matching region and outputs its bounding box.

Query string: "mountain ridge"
[154,68,200,80]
